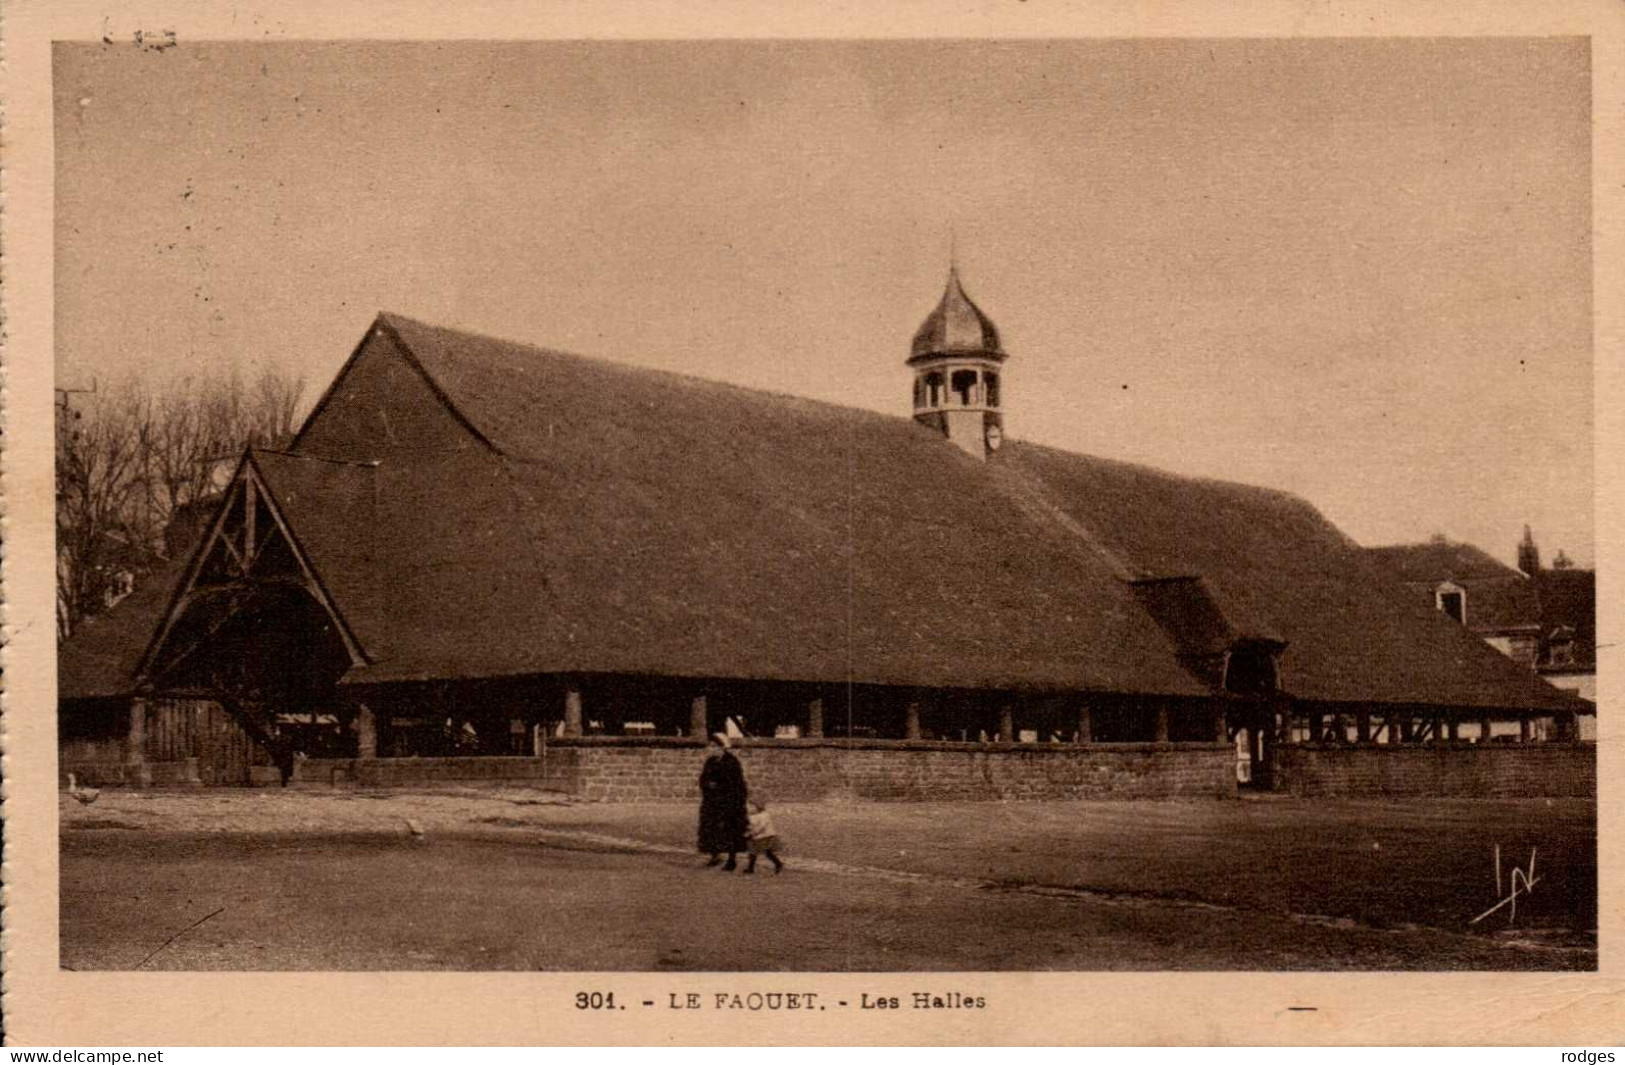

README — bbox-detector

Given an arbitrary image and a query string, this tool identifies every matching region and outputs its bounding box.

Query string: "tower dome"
[909,266,1005,363]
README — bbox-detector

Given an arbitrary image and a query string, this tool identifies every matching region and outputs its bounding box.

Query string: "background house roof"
[1365,540,1543,636]
[1535,568,1597,671]
[61,313,1579,714]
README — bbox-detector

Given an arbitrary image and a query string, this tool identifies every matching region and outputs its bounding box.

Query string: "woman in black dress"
[697,733,749,870]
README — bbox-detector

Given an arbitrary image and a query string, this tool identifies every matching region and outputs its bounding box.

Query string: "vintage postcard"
[3,0,1623,1047]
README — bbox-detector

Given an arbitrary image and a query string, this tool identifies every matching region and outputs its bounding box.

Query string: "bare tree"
[56,387,147,639]
[56,366,308,640]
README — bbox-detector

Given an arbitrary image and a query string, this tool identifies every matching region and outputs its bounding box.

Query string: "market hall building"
[58,271,1592,799]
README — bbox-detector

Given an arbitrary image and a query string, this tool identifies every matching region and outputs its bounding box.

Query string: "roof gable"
[293,317,495,463]
[137,453,369,686]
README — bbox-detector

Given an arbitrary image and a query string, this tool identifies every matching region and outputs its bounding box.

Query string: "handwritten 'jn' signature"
[1470,844,1539,926]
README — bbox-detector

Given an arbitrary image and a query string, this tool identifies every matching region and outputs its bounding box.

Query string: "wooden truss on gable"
[137,453,365,763]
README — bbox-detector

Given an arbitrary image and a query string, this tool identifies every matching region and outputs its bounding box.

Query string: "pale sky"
[55,39,1593,567]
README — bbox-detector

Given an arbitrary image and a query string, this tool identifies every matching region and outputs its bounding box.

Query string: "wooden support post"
[1213,702,1229,744]
[806,697,824,739]
[688,694,708,739]
[999,704,1015,744]
[127,698,148,764]
[1446,716,1459,742]
[1399,714,1413,743]
[1356,711,1371,744]
[1479,715,1492,744]
[1075,700,1093,744]
[1519,716,1532,743]
[564,687,584,738]
[903,698,922,740]
[1154,703,1170,744]
[126,697,152,788]
[1277,700,1293,744]
[356,703,377,759]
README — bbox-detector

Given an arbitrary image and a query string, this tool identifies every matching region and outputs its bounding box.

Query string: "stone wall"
[61,758,201,788]
[294,738,1237,802]
[1273,742,1595,798]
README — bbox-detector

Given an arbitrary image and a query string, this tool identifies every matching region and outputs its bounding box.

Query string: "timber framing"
[135,451,367,686]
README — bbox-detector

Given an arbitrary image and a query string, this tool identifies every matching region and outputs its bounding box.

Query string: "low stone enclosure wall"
[1273,742,1596,798]
[287,737,1239,802]
[67,737,1597,801]
[61,757,212,788]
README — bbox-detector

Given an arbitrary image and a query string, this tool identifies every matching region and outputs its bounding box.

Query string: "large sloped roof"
[60,312,1578,712]
[322,314,1200,694]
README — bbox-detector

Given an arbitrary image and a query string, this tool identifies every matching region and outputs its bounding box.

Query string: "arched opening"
[145,581,357,781]
[1224,641,1284,790]
[924,371,945,408]
[950,369,978,406]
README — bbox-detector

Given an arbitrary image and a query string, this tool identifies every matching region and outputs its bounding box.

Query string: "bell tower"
[908,266,1007,460]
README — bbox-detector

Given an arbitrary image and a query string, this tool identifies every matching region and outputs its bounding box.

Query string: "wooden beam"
[356,703,377,759]
[688,694,707,739]
[564,687,584,738]
[243,476,257,568]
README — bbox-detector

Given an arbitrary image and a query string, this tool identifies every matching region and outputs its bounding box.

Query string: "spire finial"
[949,226,958,276]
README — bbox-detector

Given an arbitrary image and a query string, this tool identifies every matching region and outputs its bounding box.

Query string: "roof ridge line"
[984,461,1142,582]
[373,315,508,458]
[380,310,925,430]
[253,447,380,468]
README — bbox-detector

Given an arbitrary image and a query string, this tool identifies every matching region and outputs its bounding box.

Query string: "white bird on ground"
[66,773,100,805]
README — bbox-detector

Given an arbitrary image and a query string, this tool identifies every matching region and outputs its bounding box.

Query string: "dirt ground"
[58,787,1596,971]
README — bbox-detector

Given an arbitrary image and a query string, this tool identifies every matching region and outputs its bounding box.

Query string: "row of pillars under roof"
[1295,707,1580,744]
[552,688,1218,744]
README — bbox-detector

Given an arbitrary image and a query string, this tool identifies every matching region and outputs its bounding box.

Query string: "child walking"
[744,799,785,874]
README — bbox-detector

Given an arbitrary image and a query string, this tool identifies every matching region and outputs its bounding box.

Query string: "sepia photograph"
[44,35,1601,980]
